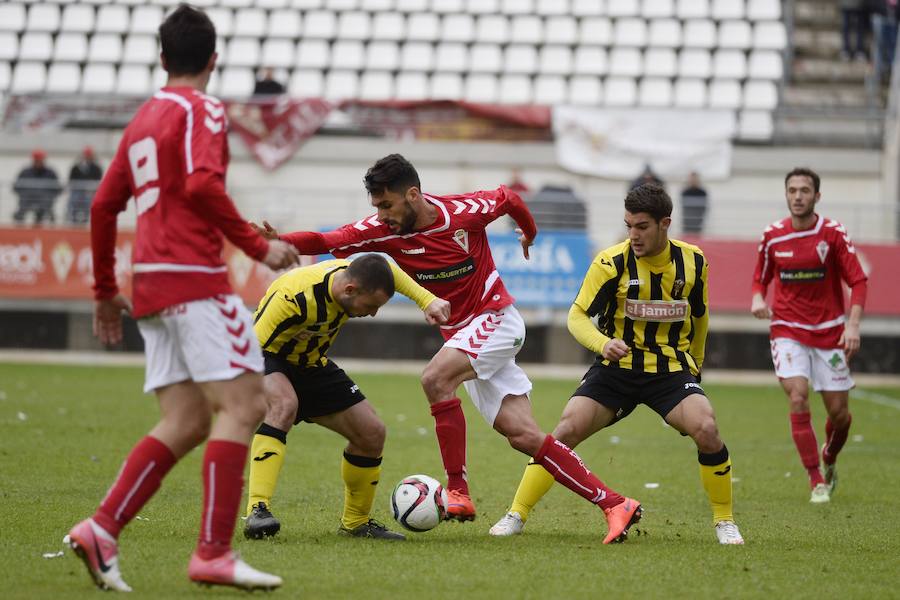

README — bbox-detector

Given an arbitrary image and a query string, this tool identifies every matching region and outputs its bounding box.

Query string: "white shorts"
[444,305,532,425]
[770,337,854,392]
[139,294,263,393]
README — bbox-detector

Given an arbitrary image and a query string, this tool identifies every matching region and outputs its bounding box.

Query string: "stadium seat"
[642,0,674,18]
[748,50,783,79]
[95,5,129,34]
[533,74,567,104]
[394,71,428,100]
[0,62,11,92]
[400,41,434,70]
[304,11,338,39]
[499,74,533,104]
[268,9,303,38]
[261,39,295,68]
[220,67,255,97]
[225,38,261,67]
[130,6,163,35]
[332,41,366,70]
[648,19,682,47]
[442,14,476,43]
[466,0,500,14]
[464,73,499,103]
[502,0,534,15]
[539,45,573,75]
[88,34,122,63]
[644,47,677,77]
[256,0,289,7]
[372,13,406,40]
[435,43,468,72]
[536,0,569,15]
[476,15,510,44]
[504,45,538,74]
[206,8,234,37]
[676,0,709,19]
[608,0,639,17]
[609,47,642,77]
[234,9,267,37]
[324,70,359,100]
[430,72,463,99]
[82,63,116,94]
[407,13,440,41]
[572,0,604,15]
[432,0,465,12]
[326,0,360,9]
[83,0,115,5]
[123,35,157,64]
[359,71,393,100]
[54,33,89,62]
[222,0,253,7]
[712,0,745,20]
[0,34,18,62]
[743,79,778,109]
[288,68,325,97]
[544,16,577,44]
[738,109,774,139]
[718,20,752,50]
[469,44,503,73]
[679,49,712,78]
[569,75,602,105]
[292,0,324,9]
[708,79,742,108]
[579,17,613,45]
[754,21,787,50]
[615,18,648,47]
[683,20,717,48]
[362,0,395,10]
[674,77,707,107]
[510,15,543,44]
[18,33,54,62]
[46,63,81,94]
[0,4,26,33]
[396,0,429,10]
[366,41,400,70]
[116,64,151,96]
[605,76,637,105]
[61,5,96,33]
[338,11,371,40]
[747,0,781,21]
[639,77,673,107]
[296,39,330,68]
[11,62,47,93]
[574,46,608,75]
[27,4,62,33]
[714,49,748,79]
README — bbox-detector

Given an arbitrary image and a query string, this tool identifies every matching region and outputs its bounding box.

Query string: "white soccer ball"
[390,474,448,532]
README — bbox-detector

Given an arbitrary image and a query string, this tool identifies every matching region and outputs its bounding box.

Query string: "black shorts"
[572,364,705,426]
[263,354,365,424]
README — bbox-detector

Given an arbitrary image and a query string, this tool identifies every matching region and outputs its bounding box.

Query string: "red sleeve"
[499,185,538,240]
[751,234,772,296]
[190,95,227,176]
[91,147,133,300]
[185,170,269,261]
[280,222,386,258]
[833,225,868,308]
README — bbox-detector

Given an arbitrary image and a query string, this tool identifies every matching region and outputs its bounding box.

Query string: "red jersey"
[281,186,537,339]
[752,214,868,348]
[91,87,268,318]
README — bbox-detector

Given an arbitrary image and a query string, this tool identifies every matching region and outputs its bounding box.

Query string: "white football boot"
[715,520,745,545]
[489,511,525,537]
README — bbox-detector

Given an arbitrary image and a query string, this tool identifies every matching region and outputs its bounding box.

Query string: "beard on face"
[393,203,418,234]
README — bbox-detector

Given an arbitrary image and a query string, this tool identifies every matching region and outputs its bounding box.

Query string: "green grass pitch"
[1,362,898,599]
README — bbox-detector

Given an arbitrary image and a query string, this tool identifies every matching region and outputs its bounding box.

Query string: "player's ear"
[406,186,421,203]
[660,216,672,231]
[206,52,218,73]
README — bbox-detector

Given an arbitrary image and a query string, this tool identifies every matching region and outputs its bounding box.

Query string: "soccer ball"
[390,474,448,532]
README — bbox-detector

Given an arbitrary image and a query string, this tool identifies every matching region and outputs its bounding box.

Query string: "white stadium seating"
[46,62,81,94]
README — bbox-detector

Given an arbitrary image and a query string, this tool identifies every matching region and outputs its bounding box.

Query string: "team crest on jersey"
[453,229,469,252]
[816,241,829,263]
[672,279,685,299]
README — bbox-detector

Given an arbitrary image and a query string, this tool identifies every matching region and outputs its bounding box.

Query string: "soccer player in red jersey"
[65,6,299,592]
[751,167,868,504]
[256,154,642,542]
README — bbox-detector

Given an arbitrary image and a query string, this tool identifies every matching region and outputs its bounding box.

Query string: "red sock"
[430,397,468,495]
[823,413,852,465]
[534,435,624,510]
[93,436,176,538]
[196,440,248,560]
[790,412,824,487]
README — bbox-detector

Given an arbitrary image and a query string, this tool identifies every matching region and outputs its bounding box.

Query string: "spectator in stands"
[839,0,870,61]
[870,0,898,79]
[507,168,531,196]
[680,171,709,235]
[13,149,62,226]
[66,146,103,226]
[253,67,286,97]
[629,163,665,192]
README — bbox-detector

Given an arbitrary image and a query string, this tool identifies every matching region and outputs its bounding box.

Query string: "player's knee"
[830,406,851,428]
[420,366,450,401]
[356,419,386,455]
[552,419,583,448]
[506,429,544,456]
[692,417,721,452]
[266,394,297,430]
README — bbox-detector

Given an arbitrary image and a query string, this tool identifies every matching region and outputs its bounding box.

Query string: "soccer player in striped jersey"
[751,167,868,504]
[245,254,449,541]
[490,183,745,545]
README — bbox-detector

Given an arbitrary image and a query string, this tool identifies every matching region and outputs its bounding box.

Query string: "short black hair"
[363,154,421,197]
[159,5,216,77]
[784,167,820,193]
[624,183,672,222]
[346,254,395,297]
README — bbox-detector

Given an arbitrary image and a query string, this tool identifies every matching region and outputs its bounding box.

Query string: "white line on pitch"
[852,389,900,410]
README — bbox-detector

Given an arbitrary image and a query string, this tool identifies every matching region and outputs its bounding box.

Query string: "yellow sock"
[341,452,382,530]
[698,446,734,524]
[246,424,288,516]
[508,461,556,521]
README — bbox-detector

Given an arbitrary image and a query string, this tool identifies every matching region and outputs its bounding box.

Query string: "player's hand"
[750,293,771,319]
[262,240,301,270]
[601,338,631,361]
[424,298,451,325]
[250,220,280,240]
[515,228,534,260]
[840,323,861,361]
[93,294,132,346]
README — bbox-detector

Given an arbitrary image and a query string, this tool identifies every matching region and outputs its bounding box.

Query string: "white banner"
[552,106,737,180]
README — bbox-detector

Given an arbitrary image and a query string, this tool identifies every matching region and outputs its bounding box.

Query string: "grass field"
[1,361,898,599]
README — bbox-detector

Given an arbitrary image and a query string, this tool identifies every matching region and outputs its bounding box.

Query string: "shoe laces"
[499,512,522,525]
[717,521,740,538]
[364,519,388,532]
[253,503,274,518]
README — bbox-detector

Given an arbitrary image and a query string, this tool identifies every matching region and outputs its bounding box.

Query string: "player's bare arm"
[750,292,771,319]
[424,298,451,325]
[601,338,631,361]
[839,304,863,360]
[515,227,534,260]
[93,294,133,346]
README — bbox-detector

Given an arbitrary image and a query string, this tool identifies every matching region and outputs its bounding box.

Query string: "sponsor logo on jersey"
[780,268,825,282]
[816,240,829,263]
[414,257,476,283]
[774,250,794,257]
[452,229,469,252]
[401,247,425,254]
[627,278,642,287]
[624,299,689,322]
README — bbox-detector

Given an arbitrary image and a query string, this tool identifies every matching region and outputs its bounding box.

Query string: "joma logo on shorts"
[625,299,688,322]
[684,382,703,390]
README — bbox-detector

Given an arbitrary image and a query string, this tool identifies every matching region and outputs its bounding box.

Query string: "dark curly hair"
[624,183,673,223]
[784,167,820,193]
[364,154,421,197]
[159,5,216,77]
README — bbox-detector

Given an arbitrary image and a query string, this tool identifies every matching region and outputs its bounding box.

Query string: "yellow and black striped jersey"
[253,259,436,368]
[568,239,709,375]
